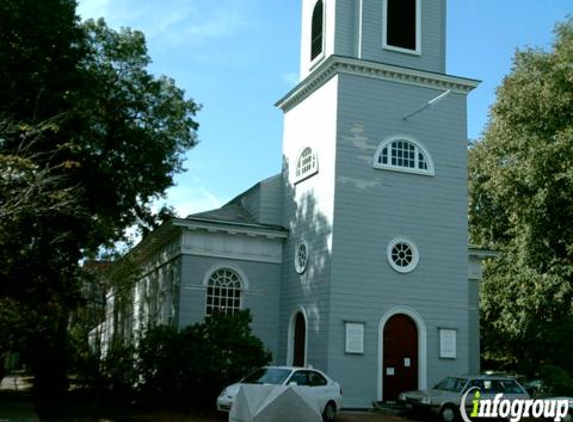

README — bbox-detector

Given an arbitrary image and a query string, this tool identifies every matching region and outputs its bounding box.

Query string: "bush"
[69,325,137,403]
[136,309,271,409]
[71,310,271,408]
[100,343,138,400]
[136,325,186,407]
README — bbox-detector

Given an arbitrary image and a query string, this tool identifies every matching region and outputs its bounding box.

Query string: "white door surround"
[287,306,308,366]
[377,307,427,401]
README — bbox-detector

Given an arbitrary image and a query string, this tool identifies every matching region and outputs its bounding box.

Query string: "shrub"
[136,309,271,409]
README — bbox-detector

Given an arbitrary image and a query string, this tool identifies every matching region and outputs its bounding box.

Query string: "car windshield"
[434,377,468,392]
[243,368,292,385]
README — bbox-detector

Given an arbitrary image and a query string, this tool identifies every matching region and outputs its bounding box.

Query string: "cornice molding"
[173,217,288,240]
[276,55,480,112]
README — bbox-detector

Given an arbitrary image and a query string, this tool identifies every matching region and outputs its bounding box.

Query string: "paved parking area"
[0,404,417,422]
[338,410,414,422]
[132,410,418,422]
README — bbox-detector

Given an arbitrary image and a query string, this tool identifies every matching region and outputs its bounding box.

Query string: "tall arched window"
[373,136,434,176]
[311,0,324,61]
[295,147,319,183]
[205,268,243,316]
[384,0,420,54]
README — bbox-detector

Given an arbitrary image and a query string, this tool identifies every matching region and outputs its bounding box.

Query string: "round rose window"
[294,240,309,274]
[387,238,419,273]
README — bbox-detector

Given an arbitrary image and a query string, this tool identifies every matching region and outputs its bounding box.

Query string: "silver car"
[216,366,343,421]
[398,375,530,422]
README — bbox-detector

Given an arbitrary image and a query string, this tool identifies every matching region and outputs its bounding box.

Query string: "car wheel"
[440,404,458,422]
[322,401,337,422]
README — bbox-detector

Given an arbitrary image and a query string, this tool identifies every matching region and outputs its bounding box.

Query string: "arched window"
[295,147,319,183]
[205,268,243,316]
[311,0,324,61]
[373,136,434,176]
[384,0,420,54]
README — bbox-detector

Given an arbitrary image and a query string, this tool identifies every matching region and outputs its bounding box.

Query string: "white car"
[216,366,343,421]
[398,375,530,422]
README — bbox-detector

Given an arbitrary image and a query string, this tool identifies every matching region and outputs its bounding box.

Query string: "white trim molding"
[276,56,480,112]
[382,0,422,56]
[182,228,284,264]
[287,306,309,366]
[377,307,427,401]
[202,262,250,290]
[373,135,435,176]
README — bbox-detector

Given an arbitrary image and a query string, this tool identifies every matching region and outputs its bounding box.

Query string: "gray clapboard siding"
[258,175,284,226]
[231,175,284,226]
[334,0,356,57]
[178,254,282,361]
[322,70,469,406]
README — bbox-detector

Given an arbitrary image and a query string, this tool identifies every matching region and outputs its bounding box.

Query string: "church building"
[97,0,492,408]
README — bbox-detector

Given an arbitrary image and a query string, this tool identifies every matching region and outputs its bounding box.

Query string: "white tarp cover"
[229,384,323,422]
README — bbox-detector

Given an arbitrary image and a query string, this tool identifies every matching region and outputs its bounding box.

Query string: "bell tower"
[277,0,480,407]
[299,0,446,80]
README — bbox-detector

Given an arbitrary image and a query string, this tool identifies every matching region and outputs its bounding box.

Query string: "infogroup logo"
[460,387,570,422]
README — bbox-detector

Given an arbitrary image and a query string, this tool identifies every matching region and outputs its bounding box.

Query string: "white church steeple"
[299,0,446,80]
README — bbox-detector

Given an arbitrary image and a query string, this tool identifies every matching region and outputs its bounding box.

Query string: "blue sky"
[77,0,571,217]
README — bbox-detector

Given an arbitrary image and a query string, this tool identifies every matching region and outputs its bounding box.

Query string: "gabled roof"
[189,202,258,225]
[186,202,286,232]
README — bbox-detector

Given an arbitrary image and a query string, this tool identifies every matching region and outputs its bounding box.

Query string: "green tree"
[0,0,84,122]
[0,119,84,392]
[0,1,199,396]
[469,17,573,382]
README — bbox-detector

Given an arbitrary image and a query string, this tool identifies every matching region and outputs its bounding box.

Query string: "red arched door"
[293,312,306,366]
[383,314,418,401]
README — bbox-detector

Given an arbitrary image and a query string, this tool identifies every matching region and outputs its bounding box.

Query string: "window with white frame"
[205,268,243,316]
[387,238,419,273]
[373,136,434,176]
[295,147,319,183]
[383,0,420,54]
[294,239,309,274]
[311,0,324,61]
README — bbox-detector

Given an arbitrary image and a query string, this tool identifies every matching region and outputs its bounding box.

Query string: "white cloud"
[163,174,222,218]
[77,0,251,48]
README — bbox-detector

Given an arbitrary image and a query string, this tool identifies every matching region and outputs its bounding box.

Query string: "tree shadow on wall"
[279,157,333,371]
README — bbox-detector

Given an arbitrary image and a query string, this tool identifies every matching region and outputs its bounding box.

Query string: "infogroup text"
[460,388,570,422]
